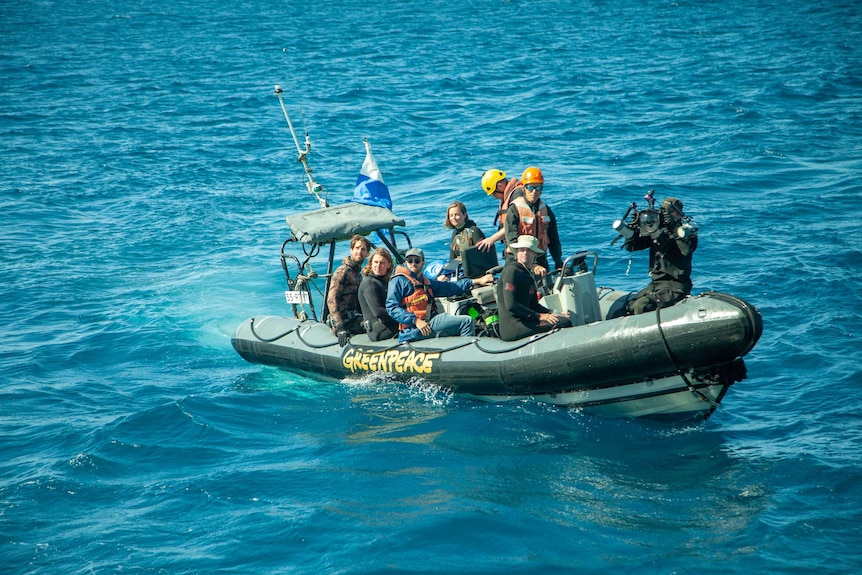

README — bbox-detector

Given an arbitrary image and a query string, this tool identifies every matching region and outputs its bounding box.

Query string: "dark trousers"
[363,318,398,341]
[627,280,690,315]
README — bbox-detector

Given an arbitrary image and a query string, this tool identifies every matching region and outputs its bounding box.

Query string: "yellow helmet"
[521,166,544,185]
[481,169,506,195]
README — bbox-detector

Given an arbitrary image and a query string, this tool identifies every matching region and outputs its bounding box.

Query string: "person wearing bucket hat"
[503,166,563,277]
[386,247,494,343]
[476,168,524,254]
[496,235,572,341]
[619,196,699,315]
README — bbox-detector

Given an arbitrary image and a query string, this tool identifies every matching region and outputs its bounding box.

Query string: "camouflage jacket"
[326,256,364,333]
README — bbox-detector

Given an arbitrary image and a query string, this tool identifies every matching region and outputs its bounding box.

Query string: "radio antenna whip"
[274,85,327,208]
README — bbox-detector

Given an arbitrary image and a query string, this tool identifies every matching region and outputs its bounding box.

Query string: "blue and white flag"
[351,139,392,210]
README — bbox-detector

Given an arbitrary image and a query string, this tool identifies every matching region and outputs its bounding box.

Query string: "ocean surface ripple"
[2,0,861,573]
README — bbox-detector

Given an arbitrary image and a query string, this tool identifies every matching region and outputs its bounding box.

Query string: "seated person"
[326,234,371,346]
[497,235,571,342]
[358,247,399,341]
[386,248,494,343]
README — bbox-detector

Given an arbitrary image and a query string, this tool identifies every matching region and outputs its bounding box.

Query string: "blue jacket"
[386,269,473,342]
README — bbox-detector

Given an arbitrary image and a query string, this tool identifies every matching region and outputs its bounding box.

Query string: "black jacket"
[624,227,697,290]
[358,274,398,341]
[496,260,552,341]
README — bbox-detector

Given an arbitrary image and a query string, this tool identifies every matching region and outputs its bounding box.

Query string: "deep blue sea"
[3,0,861,572]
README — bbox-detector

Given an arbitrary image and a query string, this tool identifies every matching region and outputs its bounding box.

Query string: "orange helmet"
[521,166,544,186]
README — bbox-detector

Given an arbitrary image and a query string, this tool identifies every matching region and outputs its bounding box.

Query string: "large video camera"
[611,190,697,244]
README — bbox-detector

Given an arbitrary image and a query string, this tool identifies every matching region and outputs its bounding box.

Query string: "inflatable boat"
[232,201,762,421]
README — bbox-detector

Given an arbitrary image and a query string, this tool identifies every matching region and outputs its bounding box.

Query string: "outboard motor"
[541,252,602,326]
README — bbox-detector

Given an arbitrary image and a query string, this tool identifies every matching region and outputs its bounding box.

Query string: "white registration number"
[284,290,310,305]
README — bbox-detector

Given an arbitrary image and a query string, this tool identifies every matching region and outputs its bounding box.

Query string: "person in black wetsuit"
[358,247,399,341]
[613,197,698,315]
[496,235,571,342]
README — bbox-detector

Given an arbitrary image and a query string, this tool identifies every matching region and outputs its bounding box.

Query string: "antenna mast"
[274,85,327,208]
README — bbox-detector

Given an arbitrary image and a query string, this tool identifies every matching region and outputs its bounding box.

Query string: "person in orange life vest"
[326,234,371,346]
[497,235,572,341]
[385,247,494,343]
[503,166,563,278]
[475,168,523,253]
[444,200,485,261]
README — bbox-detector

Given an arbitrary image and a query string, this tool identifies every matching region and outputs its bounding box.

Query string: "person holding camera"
[613,197,698,315]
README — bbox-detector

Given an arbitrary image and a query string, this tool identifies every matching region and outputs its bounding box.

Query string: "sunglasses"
[525,184,543,192]
[405,256,423,264]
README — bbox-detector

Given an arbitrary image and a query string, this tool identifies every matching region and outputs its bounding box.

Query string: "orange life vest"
[392,265,435,330]
[512,196,551,252]
[495,178,522,227]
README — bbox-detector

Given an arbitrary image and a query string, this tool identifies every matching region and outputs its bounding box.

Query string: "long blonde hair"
[362,247,394,282]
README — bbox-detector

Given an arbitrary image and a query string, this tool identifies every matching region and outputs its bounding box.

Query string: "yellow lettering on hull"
[342,347,440,375]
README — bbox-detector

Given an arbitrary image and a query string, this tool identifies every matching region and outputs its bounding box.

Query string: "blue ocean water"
[2,0,861,572]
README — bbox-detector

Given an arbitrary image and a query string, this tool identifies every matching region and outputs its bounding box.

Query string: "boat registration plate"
[284,290,310,305]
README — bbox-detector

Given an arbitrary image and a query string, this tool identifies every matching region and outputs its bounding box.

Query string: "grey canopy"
[286,202,406,245]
